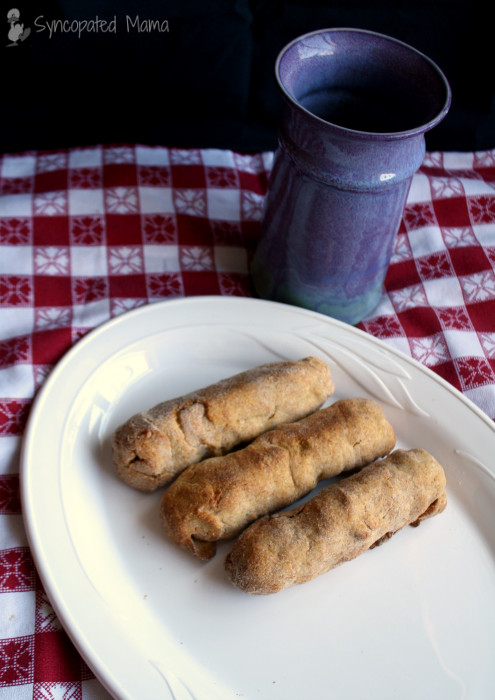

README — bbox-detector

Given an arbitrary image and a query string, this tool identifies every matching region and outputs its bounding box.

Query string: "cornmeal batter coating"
[112,356,334,492]
[225,448,447,594]
[160,398,395,559]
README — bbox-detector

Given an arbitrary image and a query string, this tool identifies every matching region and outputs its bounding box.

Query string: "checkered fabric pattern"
[359,150,495,413]
[1,144,494,697]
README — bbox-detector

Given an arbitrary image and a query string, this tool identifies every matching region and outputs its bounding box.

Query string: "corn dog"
[225,448,447,594]
[161,398,395,559]
[112,356,334,492]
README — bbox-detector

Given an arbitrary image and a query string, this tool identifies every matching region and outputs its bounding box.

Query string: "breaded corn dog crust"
[112,356,334,492]
[160,398,395,559]
[225,448,447,594]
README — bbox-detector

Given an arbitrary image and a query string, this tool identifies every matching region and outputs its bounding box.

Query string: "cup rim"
[275,27,452,140]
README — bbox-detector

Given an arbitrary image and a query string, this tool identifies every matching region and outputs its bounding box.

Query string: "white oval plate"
[21,296,495,700]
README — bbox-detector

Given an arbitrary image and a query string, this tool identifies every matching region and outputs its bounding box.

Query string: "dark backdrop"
[3,0,493,154]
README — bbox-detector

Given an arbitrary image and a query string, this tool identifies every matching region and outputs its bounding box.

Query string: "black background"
[3,0,493,154]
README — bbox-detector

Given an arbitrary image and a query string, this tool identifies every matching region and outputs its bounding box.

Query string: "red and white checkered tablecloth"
[1,144,494,697]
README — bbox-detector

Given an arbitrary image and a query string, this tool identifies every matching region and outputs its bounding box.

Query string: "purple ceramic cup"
[251,28,451,324]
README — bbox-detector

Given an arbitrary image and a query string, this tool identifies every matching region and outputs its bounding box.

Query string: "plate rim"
[23,295,495,434]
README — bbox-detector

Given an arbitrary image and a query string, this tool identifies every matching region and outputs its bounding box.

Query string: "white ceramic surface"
[21,296,495,700]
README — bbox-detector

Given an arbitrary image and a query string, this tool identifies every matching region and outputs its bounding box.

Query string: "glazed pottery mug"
[251,28,451,324]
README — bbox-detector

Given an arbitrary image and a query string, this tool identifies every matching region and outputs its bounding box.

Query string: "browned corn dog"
[160,398,395,559]
[112,356,334,492]
[225,448,447,595]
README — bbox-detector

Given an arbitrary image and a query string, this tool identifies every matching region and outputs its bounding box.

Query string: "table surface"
[1,145,494,698]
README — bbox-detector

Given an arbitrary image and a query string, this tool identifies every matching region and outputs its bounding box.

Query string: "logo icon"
[7,8,31,46]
